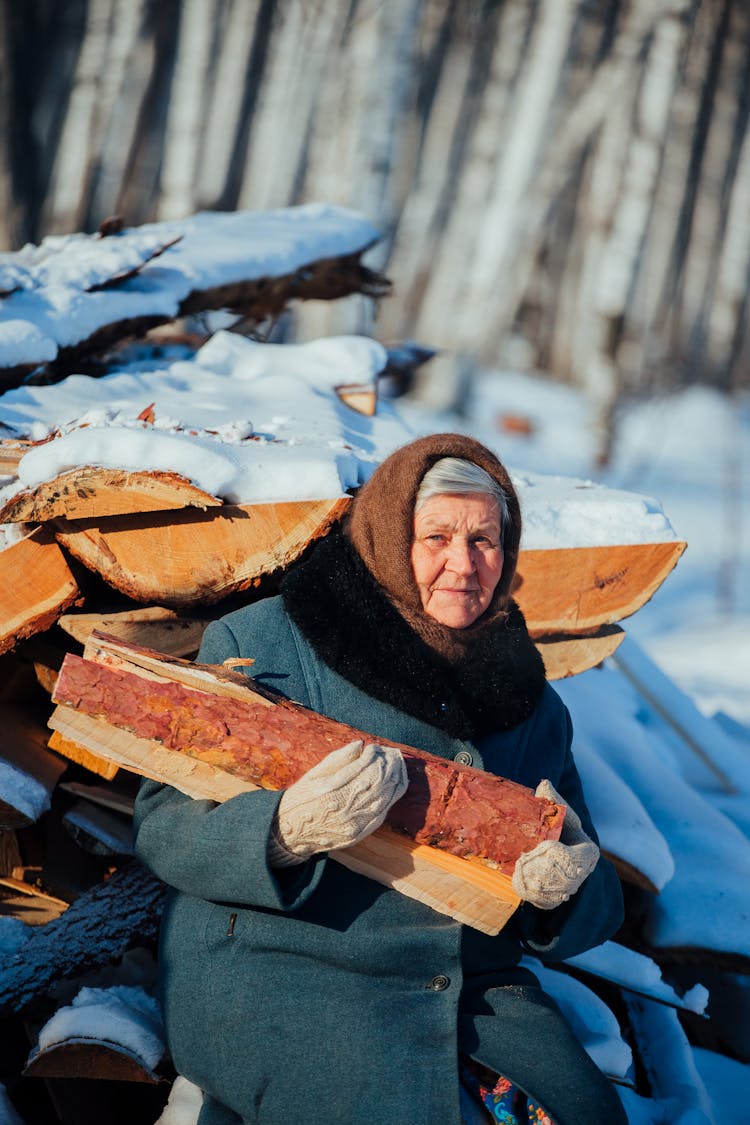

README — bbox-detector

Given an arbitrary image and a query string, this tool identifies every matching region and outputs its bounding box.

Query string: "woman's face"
[410,492,504,628]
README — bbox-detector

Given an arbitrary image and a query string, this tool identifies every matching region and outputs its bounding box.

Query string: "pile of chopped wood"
[5,209,743,1125]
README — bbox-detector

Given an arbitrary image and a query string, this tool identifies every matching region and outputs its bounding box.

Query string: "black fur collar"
[281,532,546,740]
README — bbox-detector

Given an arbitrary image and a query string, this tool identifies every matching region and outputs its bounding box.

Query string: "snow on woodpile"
[0,333,406,506]
[0,204,381,372]
[0,760,53,825]
[30,985,166,1073]
[0,330,678,546]
[566,941,709,1015]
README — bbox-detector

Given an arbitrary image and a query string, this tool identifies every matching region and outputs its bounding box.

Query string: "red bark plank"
[52,652,564,874]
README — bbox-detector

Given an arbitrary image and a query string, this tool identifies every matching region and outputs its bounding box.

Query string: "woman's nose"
[445,537,476,573]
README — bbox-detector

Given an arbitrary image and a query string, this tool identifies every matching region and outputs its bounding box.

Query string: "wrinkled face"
[410,492,504,628]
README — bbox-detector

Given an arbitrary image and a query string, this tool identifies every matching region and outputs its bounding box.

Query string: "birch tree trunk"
[193,0,260,209]
[41,0,117,233]
[455,0,578,349]
[157,0,218,220]
[2,0,750,397]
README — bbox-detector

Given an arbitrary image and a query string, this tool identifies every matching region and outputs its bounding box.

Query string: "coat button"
[427,975,451,991]
[454,750,473,766]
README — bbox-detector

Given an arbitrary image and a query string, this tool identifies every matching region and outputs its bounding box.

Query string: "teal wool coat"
[133,596,626,1125]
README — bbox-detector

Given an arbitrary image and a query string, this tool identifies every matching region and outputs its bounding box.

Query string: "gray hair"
[415,456,509,540]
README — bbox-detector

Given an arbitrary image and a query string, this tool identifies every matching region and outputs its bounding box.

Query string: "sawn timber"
[49,633,567,935]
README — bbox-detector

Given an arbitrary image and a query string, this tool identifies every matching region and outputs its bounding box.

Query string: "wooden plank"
[515,540,687,634]
[0,874,69,925]
[59,606,208,657]
[48,730,119,781]
[51,660,563,876]
[0,467,222,523]
[536,625,625,679]
[52,497,351,607]
[0,527,81,655]
[53,638,564,875]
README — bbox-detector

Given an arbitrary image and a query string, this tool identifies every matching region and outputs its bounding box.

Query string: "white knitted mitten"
[268,740,408,868]
[511,779,600,910]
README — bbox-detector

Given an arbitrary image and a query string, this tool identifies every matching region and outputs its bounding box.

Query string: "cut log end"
[535,624,625,679]
[0,527,81,656]
[514,540,687,634]
[0,467,222,523]
[23,1041,162,1084]
[52,496,351,607]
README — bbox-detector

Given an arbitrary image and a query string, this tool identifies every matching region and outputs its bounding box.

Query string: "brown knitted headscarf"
[346,433,522,662]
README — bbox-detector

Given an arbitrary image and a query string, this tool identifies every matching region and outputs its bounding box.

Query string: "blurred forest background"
[1,0,749,455]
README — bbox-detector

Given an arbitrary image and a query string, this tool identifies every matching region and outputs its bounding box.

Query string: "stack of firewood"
[0,210,718,1125]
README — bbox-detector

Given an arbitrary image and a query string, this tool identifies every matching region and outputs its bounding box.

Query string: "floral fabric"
[459,1057,556,1125]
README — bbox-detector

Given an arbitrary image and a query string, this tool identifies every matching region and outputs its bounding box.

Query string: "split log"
[335,383,378,416]
[0,468,222,523]
[47,633,569,934]
[51,498,686,634]
[1,203,390,388]
[51,639,565,873]
[48,730,119,782]
[0,438,33,475]
[0,527,81,655]
[0,862,166,1016]
[536,625,625,680]
[52,497,351,606]
[514,540,687,635]
[7,251,390,390]
[58,606,208,658]
[49,704,522,936]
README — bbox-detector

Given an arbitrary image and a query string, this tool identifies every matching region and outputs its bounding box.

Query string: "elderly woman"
[133,433,626,1125]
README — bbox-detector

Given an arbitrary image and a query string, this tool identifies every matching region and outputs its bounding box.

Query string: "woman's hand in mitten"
[511,779,600,910]
[267,740,408,867]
